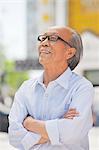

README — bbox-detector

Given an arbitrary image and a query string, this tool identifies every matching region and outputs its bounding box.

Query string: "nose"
[41,38,49,47]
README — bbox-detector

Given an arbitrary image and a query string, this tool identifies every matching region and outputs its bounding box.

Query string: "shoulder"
[70,72,94,108]
[71,72,94,91]
[16,77,39,94]
[21,78,37,87]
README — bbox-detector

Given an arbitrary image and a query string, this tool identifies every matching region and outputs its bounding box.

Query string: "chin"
[39,58,45,66]
[39,58,50,66]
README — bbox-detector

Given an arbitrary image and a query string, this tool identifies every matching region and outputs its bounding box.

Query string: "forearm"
[23,109,79,142]
[9,119,41,149]
[30,119,49,139]
[23,117,49,140]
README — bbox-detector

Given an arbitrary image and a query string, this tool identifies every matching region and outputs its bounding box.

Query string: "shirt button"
[45,93,48,97]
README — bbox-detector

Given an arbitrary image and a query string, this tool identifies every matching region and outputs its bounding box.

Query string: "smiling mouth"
[40,50,51,54]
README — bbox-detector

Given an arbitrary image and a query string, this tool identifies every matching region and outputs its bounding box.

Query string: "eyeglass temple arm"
[59,37,72,48]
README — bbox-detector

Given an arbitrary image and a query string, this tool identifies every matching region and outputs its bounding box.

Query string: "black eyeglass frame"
[38,34,73,48]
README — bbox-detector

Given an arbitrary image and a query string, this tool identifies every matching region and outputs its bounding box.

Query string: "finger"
[64,116,75,119]
[66,109,79,113]
[64,114,77,118]
[67,110,78,114]
[66,112,79,116]
[64,114,76,118]
[64,113,79,118]
[65,109,77,114]
[64,111,79,117]
[65,116,74,119]
[68,108,76,111]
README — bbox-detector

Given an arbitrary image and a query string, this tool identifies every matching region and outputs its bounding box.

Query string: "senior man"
[9,26,94,150]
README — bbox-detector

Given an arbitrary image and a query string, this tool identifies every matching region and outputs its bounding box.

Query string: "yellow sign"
[41,0,49,5]
[68,0,99,34]
[42,13,51,22]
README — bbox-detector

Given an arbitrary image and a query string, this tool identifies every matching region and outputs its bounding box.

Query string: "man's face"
[38,27,73,67]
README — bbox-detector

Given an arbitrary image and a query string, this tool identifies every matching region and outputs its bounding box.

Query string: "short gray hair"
[68,30,83,70]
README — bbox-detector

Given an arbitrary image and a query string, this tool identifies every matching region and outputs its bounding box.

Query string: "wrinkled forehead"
[43,27,72,41]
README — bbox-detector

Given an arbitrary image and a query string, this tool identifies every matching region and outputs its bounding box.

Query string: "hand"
[63,108,79,119]
[37,137,48,145]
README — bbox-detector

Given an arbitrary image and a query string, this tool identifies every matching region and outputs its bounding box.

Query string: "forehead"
[43,27,72,41]
[43,30,58,35]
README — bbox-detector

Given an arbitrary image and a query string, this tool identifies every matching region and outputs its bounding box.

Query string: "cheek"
[38,45,41,54]
[53,47,66,61]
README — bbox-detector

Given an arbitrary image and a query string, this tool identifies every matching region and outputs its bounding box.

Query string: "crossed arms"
[23,108,79,145]
[9,82,94,150]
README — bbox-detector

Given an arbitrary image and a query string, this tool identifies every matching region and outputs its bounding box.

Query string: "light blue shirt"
[9,67,94,150]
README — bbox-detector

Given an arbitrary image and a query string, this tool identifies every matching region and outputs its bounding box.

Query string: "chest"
[26,84,74,120]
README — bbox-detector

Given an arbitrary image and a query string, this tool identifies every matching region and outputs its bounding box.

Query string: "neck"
[43,63,68,87]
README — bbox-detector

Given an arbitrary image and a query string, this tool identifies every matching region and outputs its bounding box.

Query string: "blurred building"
[26,0,55,60]
[26,0,38,59]
[68,0,99,126]
[26,0,68,61]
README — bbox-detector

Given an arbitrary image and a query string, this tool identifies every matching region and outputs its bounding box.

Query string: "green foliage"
[5,71,29,90]
[0,60,29,97]
[0,45,6,72]
[0,46,29,98]
[4,61,15,72]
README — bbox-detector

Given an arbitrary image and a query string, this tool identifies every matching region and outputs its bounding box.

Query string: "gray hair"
[68,30,83,70]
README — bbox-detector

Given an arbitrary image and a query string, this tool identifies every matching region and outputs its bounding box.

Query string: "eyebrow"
[44,32,58,36]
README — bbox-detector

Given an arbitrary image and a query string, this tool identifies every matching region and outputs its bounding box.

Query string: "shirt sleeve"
[45,82,94,145]
[8,82,41,150]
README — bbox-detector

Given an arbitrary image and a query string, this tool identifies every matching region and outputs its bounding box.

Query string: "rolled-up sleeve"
[45,83,94,145]
[8,83,41,150]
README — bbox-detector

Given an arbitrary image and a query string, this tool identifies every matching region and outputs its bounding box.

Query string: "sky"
[0,0,26,60]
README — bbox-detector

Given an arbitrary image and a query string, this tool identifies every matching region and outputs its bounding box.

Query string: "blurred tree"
[0,43,6,74]
[0,45,28,99]
[5,71,28,90]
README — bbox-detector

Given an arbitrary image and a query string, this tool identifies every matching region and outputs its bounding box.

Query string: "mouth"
[40,49,51,54]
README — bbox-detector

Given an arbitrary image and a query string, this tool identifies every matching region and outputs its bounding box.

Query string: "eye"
[49,35,58,41]
[38,35,47,42]
[41,36,46,41]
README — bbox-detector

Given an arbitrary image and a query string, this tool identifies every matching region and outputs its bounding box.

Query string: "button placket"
[43,82,55,119]
[43,86,51,119]
[45,93,48,98]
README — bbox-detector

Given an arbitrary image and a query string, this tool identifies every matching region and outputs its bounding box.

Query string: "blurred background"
[0,0,99,149]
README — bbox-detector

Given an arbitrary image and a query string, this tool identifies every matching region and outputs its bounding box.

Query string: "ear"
[65,48,76,60]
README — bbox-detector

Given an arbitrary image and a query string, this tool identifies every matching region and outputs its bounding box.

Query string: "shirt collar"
[55,67,72,90]
[35,67,72,89]
[35,71,44,85]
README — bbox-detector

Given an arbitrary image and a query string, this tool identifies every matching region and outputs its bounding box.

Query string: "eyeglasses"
[37,34,72,48]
